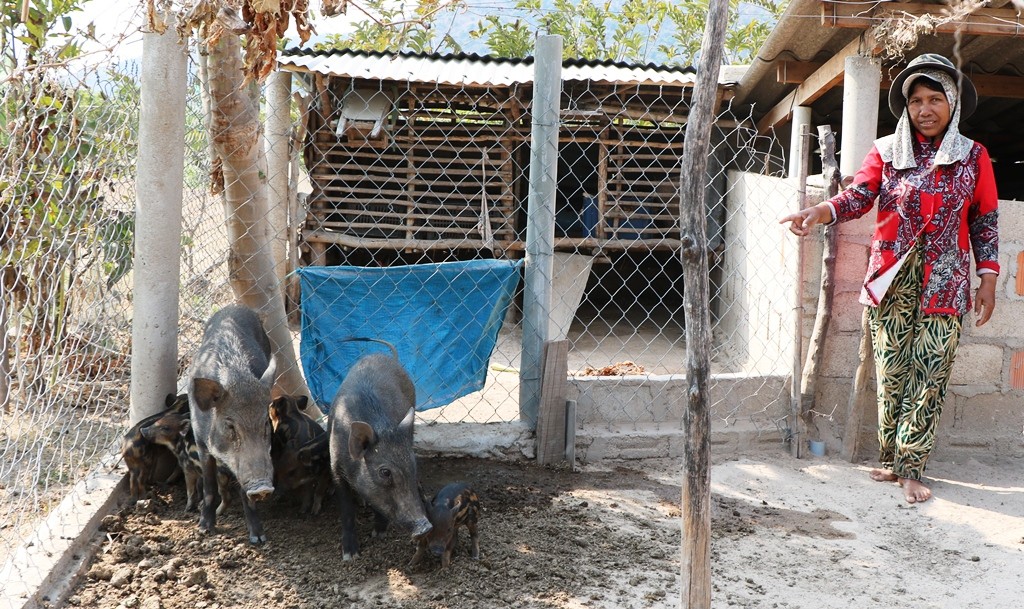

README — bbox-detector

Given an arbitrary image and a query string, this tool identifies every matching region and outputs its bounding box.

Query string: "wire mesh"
[0,54,138,568]
[1,44,804,583]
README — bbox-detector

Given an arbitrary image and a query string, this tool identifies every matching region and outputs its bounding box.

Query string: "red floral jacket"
[826,132,999,315]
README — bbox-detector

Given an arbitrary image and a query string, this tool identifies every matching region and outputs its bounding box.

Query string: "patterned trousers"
[867,245,962,481]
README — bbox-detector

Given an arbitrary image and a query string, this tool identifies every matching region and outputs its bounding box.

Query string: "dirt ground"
[62,449,1024,609]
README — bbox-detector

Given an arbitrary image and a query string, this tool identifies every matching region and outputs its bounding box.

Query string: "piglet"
[409,482,480,569]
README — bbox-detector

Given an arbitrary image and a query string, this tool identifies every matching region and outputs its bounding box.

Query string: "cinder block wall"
[812,196,1024,459]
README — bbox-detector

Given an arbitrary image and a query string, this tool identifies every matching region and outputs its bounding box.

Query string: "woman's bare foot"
[898,478,932,503]
[869,469,898,482]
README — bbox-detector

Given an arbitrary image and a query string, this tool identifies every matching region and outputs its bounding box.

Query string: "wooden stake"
[797,125,841,453]
[677,0,730,606]
[535,340,569,465]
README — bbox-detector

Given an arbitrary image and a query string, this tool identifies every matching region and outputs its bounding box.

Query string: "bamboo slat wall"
[301,76,706,258]
[304,79,522,257]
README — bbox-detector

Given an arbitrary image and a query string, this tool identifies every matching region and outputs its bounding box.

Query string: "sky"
[71,0,374,62]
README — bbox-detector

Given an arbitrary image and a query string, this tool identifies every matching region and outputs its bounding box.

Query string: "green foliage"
[318,0,465,54]
[315,0,782,65]
[0,0,84,64]
[469,0,782,65]
[1,0,137,352]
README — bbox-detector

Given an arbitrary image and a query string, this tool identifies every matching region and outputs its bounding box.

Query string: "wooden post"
[677,0,729,606]
[535,340,569,465]
[796,125,841,454]
[790,124,810,458]
[843,309,874,461]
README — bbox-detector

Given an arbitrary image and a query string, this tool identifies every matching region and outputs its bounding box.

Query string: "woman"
[780,54,999,504]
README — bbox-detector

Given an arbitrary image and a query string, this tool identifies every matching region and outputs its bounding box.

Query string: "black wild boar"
[328,343,432,559]
[273,432,333,515]
[188,304,277,545]
[409,482,481,569]
[121,393,192,501]
[270,394,329,515]
[270,394,323,448]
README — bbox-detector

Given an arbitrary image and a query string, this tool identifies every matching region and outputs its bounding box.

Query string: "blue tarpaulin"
[297,259,523,413]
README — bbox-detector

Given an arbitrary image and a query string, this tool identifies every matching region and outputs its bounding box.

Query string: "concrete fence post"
[130,12,187,423]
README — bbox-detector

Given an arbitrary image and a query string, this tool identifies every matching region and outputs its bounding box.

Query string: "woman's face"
[906,80,951,140]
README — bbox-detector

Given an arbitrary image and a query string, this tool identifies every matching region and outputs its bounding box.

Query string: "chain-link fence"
[284,49,798,438]
[0,45,140,568]
[1,39,804,594]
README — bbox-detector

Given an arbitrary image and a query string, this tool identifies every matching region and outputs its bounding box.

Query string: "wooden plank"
[971,74,1024,100]
[535,340,569,466]
[822,1,1024,37]
[776,60,826,84]
[757,38,859,134]
[304,230,509,251]
[564,399,577,470]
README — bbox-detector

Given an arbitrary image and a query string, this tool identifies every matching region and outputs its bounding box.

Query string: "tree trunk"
[678,0,730,606]
[206,33,307,398]
[799,126,841,441]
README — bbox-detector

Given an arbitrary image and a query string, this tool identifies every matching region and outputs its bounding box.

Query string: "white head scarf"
[876,69,973,170]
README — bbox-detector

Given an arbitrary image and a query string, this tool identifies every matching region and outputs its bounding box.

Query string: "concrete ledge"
[575,421,786,462]
[416,421,536,460]
[0,453,126,609]
[568,373,790,427]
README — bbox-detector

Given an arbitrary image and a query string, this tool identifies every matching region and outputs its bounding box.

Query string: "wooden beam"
[778,62,1024,100]
[972,74,1024,99]
[822,1,1024,37]
[758,34,879,134]
[776,61,820,84]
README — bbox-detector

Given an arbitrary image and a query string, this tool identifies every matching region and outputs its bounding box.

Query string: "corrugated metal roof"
[278,48,741,87]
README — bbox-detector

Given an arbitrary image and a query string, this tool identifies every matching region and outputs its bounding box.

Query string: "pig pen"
[60,448,1024,609]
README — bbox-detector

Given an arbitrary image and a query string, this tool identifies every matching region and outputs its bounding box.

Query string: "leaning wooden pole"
[797,126,841,448]
[678,0,730,606]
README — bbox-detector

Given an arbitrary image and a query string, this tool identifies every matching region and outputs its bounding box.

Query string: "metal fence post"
[129,12,187,424]
[520,35,562,427]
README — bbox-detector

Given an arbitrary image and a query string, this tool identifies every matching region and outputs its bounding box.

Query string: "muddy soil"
[66,457,690,609]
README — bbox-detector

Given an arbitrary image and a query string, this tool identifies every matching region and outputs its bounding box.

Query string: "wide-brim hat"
[888,53,977,120]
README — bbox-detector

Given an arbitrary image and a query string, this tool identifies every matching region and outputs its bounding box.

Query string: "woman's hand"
[974,274,997,327]
[779,204,833,237]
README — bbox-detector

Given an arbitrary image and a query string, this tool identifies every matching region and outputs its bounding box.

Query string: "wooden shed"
[277,49,743,263]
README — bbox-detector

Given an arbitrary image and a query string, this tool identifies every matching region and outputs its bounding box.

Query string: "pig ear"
[192,378,225,411]
[178,418,192,437]
[400,407,415,430]
[296,395,309,411]
[259,355,278,389]
[349,421,376,460]
[270,396,287,424]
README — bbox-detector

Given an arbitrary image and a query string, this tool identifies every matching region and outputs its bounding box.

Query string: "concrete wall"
[719,171,800,375]
[809,197,1024,460]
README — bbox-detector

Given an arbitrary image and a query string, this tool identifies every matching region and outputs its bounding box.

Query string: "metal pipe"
[520,35,562,427]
